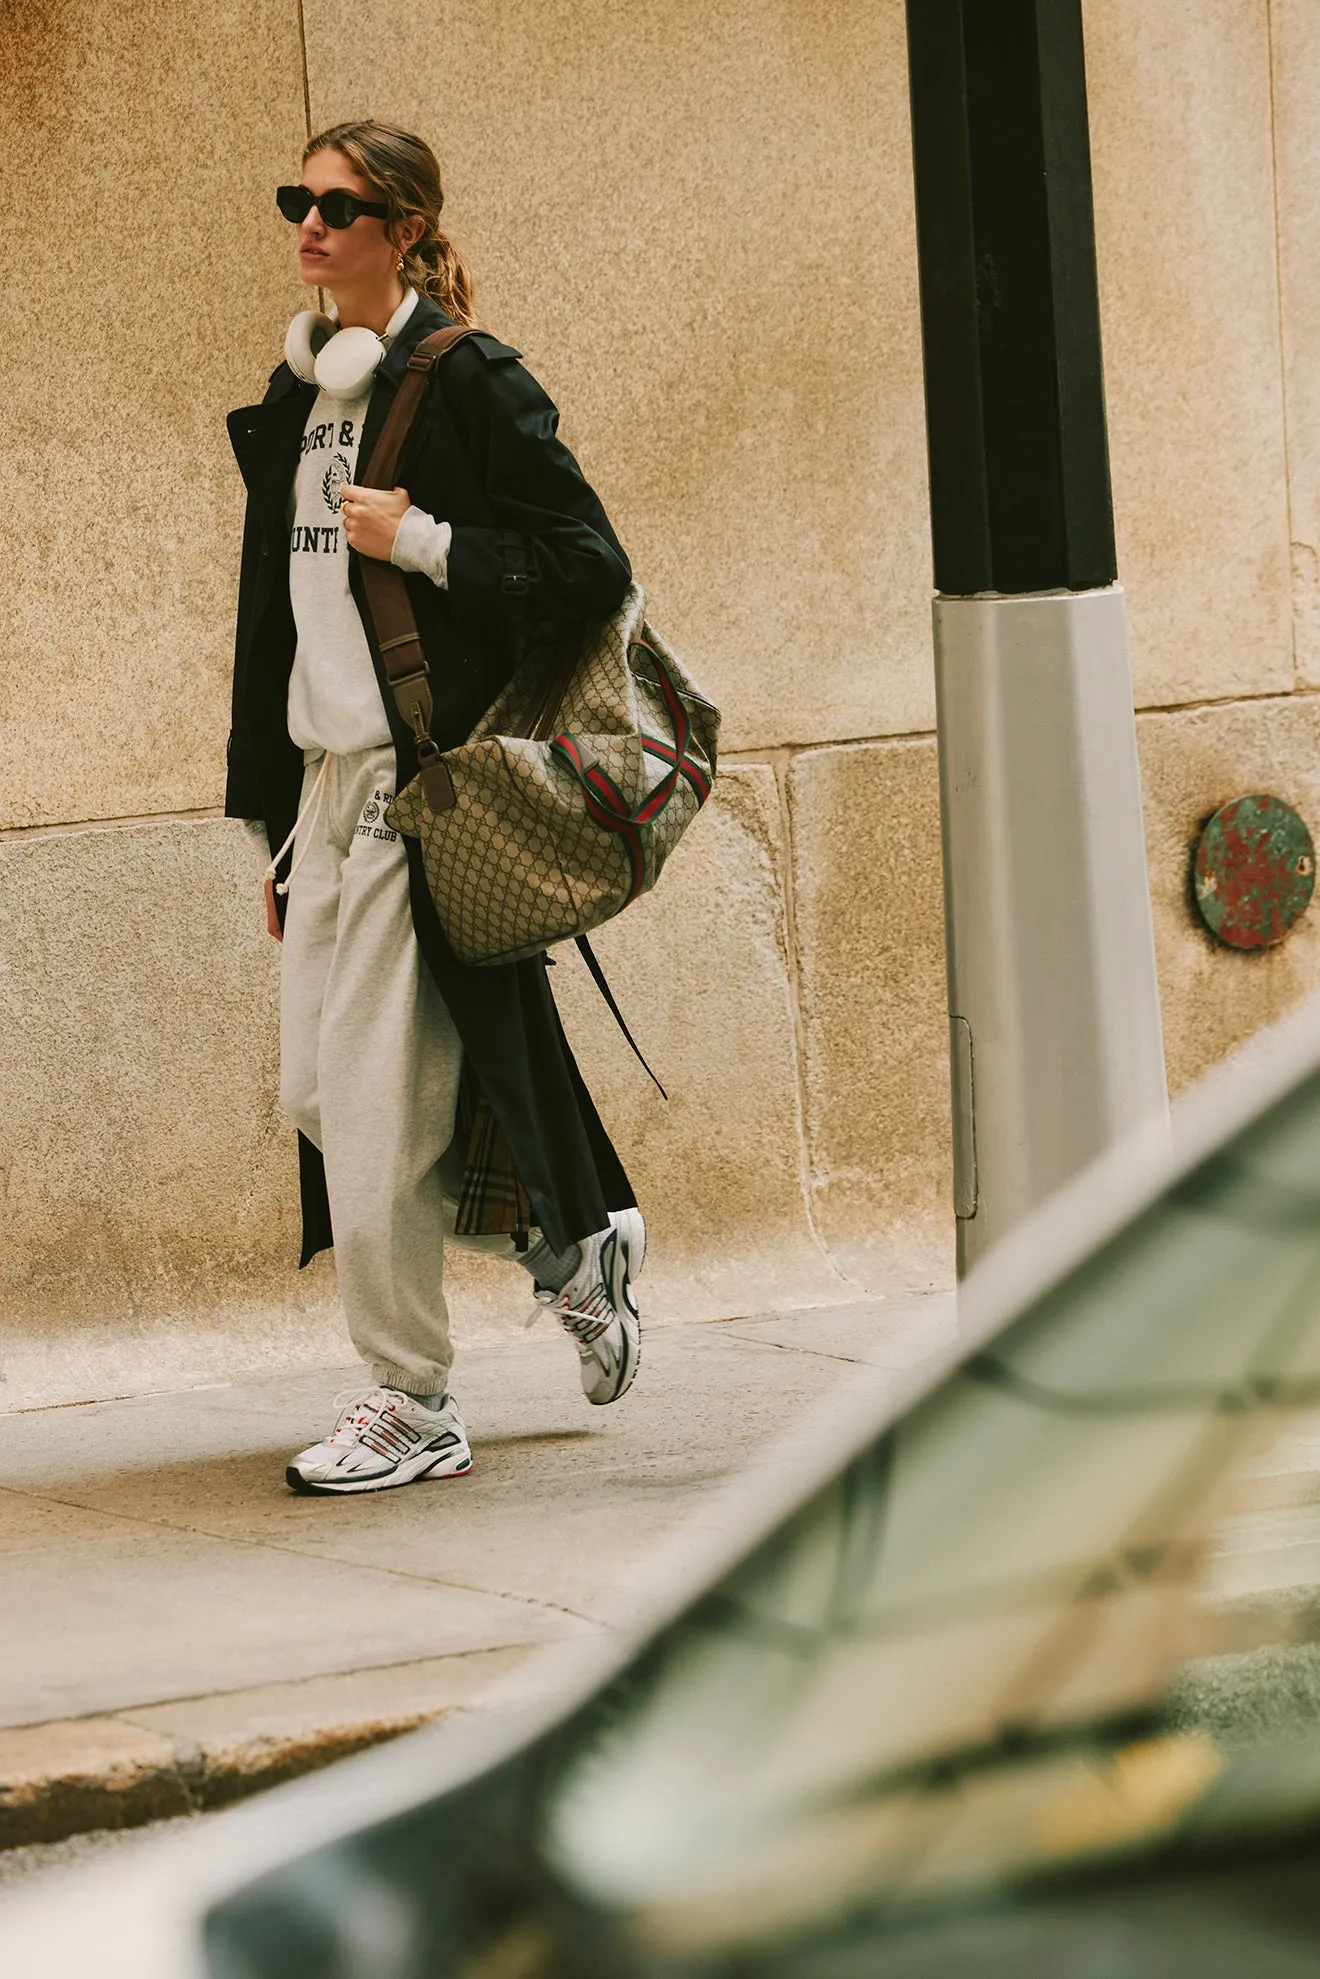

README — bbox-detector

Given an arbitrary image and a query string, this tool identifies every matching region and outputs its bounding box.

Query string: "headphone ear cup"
[284,310,335,384]
[313,325,387,398]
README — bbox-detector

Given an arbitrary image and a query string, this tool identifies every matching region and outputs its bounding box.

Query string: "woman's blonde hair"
[304,118,476,327]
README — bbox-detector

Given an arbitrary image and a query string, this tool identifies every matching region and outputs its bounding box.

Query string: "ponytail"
[402,225,476,327]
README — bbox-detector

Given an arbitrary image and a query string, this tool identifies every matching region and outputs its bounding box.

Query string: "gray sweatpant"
[279,745,522,1394]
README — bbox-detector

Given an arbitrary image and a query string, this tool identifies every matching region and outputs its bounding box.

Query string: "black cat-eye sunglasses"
[276,184,388,229]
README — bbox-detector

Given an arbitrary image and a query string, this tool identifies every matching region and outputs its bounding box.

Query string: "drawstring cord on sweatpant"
[265,752,330,898]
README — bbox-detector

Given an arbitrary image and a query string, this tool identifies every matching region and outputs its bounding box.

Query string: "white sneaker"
[536,1208,645,1406]
[286,1386,472,1495]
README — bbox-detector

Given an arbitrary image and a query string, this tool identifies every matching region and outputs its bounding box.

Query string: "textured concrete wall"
[1,0,308,831]
[5,0,1320,1408]
[1086,0,1293,708]
[1271,0,1320,686]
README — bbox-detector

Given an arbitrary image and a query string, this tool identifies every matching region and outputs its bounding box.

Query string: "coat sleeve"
[437,341,632,632]
[224,496,267,821]
[224,364,294,824]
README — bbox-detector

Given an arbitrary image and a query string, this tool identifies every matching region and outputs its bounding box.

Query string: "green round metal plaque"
[1194,794,1315,950]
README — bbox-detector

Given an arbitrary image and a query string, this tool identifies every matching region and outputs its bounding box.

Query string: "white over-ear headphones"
[283,286,420,398]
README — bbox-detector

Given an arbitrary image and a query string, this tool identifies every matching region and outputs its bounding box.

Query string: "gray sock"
[518,1232,582,1292]
[414,1390,448,1411]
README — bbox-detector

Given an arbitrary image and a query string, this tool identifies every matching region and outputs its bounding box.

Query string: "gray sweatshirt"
[286,302,454,756]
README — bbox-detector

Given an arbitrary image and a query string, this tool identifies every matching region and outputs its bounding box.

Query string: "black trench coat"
[225,292,636,1263]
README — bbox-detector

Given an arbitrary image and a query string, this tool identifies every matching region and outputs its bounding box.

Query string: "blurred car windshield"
[205,1004,1320,1979]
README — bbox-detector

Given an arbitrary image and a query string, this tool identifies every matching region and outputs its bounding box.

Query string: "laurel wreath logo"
[322,453,352,513]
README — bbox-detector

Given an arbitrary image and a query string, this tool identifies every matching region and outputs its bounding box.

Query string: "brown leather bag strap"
[357,326,482,812]
[361,325,477,490]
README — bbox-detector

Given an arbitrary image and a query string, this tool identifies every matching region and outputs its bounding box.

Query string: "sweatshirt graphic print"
[286,386,392,756]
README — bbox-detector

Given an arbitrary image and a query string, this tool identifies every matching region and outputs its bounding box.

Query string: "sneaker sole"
[585,1212,643,1407]
[582,1271,641,1409]
[550,1212,645,1408]
[285,1446,473,1496]
[585,1310,640,1407]
[608,1208,646,1321]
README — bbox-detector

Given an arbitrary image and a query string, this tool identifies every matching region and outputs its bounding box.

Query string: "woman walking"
[226,119,644,1495]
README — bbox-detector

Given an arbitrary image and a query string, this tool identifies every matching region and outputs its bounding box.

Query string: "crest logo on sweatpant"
[356,790,398,845]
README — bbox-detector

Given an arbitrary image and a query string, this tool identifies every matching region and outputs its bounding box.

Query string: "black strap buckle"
[497,531,540,600]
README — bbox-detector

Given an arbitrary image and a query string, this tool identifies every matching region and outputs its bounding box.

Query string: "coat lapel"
[226,373,315,540]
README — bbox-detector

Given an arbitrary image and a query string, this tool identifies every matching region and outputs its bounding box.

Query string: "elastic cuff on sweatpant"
[368,1359,454,1398]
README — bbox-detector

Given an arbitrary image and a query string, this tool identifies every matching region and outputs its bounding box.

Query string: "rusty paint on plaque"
[1193,795,1315,950]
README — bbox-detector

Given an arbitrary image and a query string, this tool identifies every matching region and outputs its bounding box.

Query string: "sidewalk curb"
[0,1647,531,1852]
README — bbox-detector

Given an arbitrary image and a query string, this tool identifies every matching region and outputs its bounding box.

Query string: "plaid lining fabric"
[452,1058,534,1241]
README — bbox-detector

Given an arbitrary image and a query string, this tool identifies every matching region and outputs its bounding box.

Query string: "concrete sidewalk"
[0,1295,956,1849]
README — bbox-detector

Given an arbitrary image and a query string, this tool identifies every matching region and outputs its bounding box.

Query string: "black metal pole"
[905,0,1167,1270]
[906,0,1116,594]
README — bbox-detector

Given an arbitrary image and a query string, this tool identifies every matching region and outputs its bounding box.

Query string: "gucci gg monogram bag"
[359,329,721,970]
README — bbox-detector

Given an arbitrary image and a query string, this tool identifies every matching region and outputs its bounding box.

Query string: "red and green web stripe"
[548,646,711,907]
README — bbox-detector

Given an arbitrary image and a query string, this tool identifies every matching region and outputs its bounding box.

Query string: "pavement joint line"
[1,1480,609,1630]
[716,1330,905,1367]
[2,1479,604,1619]
[687,1329,831,1357]
[3,1641,545,1731]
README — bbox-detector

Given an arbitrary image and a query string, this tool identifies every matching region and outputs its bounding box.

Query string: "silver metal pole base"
[934,586,1169,1274]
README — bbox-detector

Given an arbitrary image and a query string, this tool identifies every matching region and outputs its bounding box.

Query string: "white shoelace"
[325,1385,393,1445]
[322,1386,440,1461]
[537,1279,613,1343]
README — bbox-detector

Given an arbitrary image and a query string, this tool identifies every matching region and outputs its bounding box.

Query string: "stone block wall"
[3,0,1317,1407]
